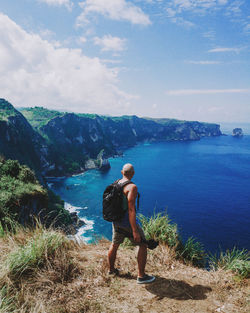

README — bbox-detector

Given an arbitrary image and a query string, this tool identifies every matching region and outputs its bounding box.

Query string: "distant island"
[0,98,222,178]
[232,128,243,137]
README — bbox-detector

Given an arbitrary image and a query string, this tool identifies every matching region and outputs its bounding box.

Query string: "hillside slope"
[21,104,222,176]
[0,158,81,233]
[0,233,248,313]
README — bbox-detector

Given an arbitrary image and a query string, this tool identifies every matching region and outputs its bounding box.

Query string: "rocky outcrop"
[232,128,243,137]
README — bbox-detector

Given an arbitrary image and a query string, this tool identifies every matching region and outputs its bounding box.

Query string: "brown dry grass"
[0,235,249,313]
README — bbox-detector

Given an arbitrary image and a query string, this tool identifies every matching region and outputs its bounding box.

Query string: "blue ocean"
[48,124,250,253]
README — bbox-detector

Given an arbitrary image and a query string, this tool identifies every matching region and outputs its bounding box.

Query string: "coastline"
[64,202,94,243]
[43,132,223,179]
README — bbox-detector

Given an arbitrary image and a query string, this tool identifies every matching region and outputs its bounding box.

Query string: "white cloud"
[38,0,73,11]
[165,89,250,96]
[171,16,195,28]
[225,0,244,17]
[187,60,221,64]
[203,30,216,40]
[93,35,127,52]
[77,0,151,26]
[101,59,122,64]
[218,0,228,4]
[79,36,87,44]
[166,0,226,15]
[0,13,136,114]
[165,0,235,28]
[208,47,244,53]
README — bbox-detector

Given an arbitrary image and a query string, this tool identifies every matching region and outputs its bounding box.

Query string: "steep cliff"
[0,99,222,176]
[0,99,49,176]
[35,113,221,175]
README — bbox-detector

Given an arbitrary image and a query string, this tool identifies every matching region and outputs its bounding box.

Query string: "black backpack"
[103,180,138,222]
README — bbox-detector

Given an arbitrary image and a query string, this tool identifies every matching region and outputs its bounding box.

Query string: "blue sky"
[0,0,249,122]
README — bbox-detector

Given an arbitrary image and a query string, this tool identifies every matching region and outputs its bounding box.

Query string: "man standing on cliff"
[107,163,155,284]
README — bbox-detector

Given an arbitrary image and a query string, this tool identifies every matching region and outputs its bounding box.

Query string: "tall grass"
[0,223,4,238]
[138,212,179,247]
[138,212,206,267]
[209,247,250,278]
[176,237,206,268]
[6,229,68,279]
[0,226,77,312]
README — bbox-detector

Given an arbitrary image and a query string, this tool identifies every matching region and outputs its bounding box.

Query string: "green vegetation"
[177,237,206,268]
[0,158,47,228]
[0,99,19,121]
[77,113,99,119]
[0,157,73,232]
[145,117,187,125]
[209,247,250,279]
[20,107,64,129]
[6,227,68,279]
[138,212,249,274]
[138,212,206,267]
[139,212,178,247]
[0,218,248,312]
[0,226,76,312]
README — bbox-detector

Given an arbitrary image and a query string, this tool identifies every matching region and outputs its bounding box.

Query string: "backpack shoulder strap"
[119,180,134,188]
[118,180,140,210]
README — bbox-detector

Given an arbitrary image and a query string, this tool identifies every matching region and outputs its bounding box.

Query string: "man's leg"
[137,243,147,278]
[108,243,120,272]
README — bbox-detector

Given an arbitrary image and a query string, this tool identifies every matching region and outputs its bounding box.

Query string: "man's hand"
[133,230,141,243]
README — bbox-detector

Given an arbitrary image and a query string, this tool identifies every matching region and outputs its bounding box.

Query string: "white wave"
[64,202,82,213]
[64,202,93,243]
[72,172,85,177]
[77,218,94,235]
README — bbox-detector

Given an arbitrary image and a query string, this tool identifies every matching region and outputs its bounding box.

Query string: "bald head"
[121,163,135,178]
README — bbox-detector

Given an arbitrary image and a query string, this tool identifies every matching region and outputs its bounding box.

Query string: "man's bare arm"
[127,185,140,243]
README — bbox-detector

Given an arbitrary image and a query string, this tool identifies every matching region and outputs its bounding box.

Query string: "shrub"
[139,212,207,267]
[176,237,206,268]
[0,160,20,178]
[209,247,250,278]
[138,212,179,247]
[0,226,78,313]
[5,228,68,279]
[0,158,72,231]
[18,166,37,184]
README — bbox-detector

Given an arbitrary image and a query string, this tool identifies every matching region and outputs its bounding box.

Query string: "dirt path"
[74,241,249,313]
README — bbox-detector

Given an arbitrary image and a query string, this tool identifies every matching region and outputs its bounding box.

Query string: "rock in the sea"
[232,128,243,137]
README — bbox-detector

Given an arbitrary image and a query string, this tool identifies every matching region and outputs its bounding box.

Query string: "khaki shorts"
[112,224,146,245]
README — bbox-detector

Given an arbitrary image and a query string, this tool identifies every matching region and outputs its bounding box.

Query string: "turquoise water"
[49,134,250,253]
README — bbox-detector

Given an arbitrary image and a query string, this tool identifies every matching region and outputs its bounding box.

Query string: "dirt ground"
[56,240,249,313]
[1,238,249,313]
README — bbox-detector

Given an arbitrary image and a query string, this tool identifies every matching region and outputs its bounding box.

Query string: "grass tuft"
[176,237,206,268]
[138,212,206,267]
[2,226,69,281]
[138,212,179,247]
[209,247,250,278]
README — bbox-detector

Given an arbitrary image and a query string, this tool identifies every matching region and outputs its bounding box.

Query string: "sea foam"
[64,202,94,243]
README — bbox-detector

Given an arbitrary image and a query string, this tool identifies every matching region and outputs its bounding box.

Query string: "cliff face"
[1,99,222,176]
[0,99,49,176]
